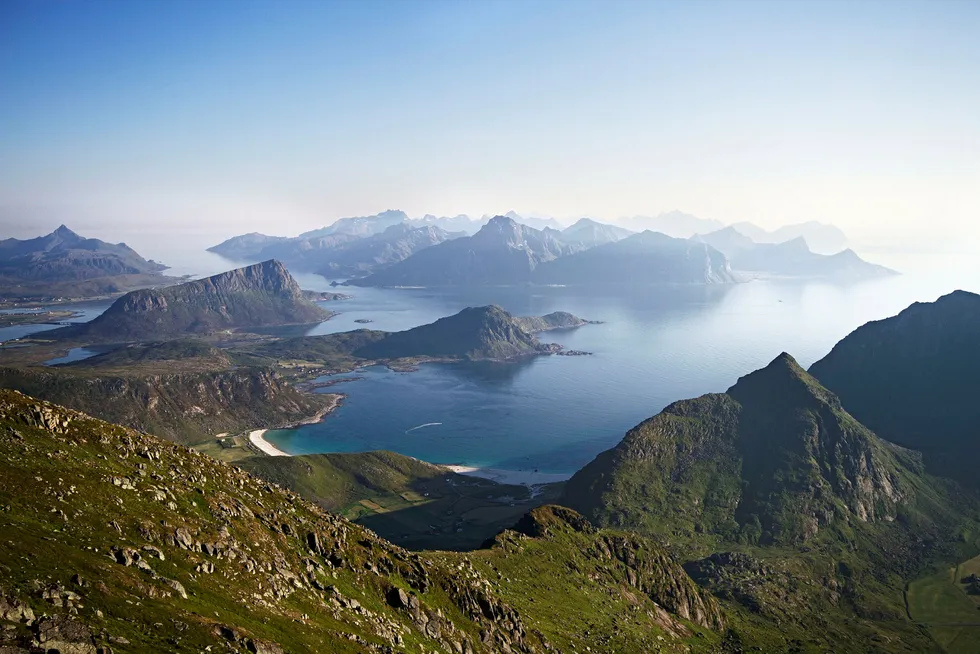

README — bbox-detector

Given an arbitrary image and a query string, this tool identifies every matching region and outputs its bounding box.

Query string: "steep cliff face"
[0,366,329,445]
[562,353,919,547]
[59,260,330,341]
[809,290,980,486]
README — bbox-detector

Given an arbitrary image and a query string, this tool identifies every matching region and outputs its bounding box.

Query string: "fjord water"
[268,252,980,474]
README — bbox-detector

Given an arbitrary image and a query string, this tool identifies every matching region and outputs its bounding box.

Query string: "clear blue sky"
[1,0,978,251]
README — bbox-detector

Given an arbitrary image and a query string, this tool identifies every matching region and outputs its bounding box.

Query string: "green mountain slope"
[561,353,980,651]
[809,290,980,486]
[0,390,727,653]
[238,451,552,551]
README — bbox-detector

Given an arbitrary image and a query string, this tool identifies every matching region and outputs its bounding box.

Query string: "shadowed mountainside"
[809,290,980,486]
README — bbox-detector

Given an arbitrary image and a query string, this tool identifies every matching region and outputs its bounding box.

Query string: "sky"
[1,0,978,256]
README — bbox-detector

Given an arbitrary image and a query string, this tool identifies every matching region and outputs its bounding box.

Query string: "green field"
[907,555,980,653]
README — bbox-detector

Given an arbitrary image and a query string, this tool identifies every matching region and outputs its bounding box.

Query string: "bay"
[265,252,980,474]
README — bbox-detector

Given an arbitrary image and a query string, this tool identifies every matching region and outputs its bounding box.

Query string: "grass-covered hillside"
[0,390,731,653]
[239,451,560,551]
[561,353,980,651]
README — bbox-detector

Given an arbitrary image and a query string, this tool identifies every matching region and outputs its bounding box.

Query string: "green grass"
[908,556,980,653]
[238,450,562,550]
[0,389,751,653]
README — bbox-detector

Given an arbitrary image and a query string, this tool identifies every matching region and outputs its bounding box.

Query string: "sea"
[6,249,979,477]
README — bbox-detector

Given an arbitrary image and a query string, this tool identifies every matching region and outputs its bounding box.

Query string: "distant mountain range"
[534,230,736,285]
[560,218,634,247]
[348,216,580,287]
[621,211,726,238]
[729,220,848,254]
[205,209,875,286]
[54,260,329,341]
[694,227,894,280]
[207,213,460,275]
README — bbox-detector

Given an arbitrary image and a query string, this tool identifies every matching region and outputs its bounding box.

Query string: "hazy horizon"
[3,0,979,256]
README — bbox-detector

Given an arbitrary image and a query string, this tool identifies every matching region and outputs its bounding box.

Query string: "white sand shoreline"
[248,429,290,457]
[444,465,571,486]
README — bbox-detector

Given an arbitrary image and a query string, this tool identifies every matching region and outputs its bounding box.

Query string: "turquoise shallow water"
[266,253,980,474]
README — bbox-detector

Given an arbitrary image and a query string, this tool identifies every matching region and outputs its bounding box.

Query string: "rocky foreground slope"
[0,390,727,653]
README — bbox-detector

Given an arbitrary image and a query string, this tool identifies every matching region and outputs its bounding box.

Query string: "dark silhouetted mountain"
[533,230,736,285]
[0,225,167,282]
[809,290,980,486]
[560,218,634,247]
[56,260,329,341]
[695,228,895,279]
[349,216,580,286]
[622,211,725,238]
[729,220,848,254]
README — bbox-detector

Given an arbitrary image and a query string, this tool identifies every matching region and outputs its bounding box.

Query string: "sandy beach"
[248,429,290,456]
[444,465,571,486]
[248,394,343,457]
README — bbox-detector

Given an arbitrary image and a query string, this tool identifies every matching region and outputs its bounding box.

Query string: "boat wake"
[405,422,442,434]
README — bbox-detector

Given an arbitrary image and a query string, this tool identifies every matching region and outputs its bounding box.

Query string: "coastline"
[248,394,344,457]
[443,465,571,487]
[245,392,571,487]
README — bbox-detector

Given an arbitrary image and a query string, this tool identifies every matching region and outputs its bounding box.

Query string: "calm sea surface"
[267,252,980,474]
[7,251,979,475]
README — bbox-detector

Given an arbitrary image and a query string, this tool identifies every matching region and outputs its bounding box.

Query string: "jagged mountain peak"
[52,224,80,238]
[728,351,841,412]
